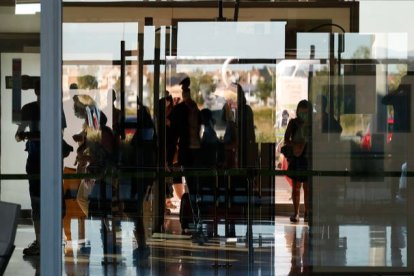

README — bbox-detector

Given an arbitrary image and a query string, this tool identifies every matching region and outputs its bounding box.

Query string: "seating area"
[0,201,21,275]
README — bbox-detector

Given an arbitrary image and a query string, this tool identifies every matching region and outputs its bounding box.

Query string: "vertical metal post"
[234,0,240,21]
[337,33,343,124]
[218,0,224,21]
[40,0,62,274]
[154,29,164,233]
[120,40,126,140]
[138,34,144,104]
[308,44,315,275]
[329,34,335,121]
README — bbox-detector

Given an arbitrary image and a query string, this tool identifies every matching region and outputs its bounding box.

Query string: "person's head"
[164,90,173,104]
[182,87,191,101]
[296,99,311,122]
[21,75,40,97]
[165,94,173,108]
[236,83,247,106]
[73,94,96,119]
[69,83,78,90]
[180,76,190,90]
[33,78,40,97]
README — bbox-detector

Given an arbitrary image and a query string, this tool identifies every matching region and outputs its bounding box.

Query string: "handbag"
[62,139,74,158]
[281,144,293,160]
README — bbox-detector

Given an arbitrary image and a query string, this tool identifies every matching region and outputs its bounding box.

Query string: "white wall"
[1,53,39,208]
[0,7,40,33]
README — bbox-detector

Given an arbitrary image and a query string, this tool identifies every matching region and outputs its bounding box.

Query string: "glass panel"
[62,21,140,269]
[311,32,410,272]
[166,20,284,272]
[46,1,414,275]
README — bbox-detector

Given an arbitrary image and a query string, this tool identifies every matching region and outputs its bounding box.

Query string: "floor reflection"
[5,215,408,275]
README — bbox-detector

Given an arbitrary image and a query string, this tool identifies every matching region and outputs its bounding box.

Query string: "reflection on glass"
[56,18,413,275]
[177,22,286,59]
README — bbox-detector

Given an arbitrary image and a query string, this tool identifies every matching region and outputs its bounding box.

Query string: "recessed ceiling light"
[15,3,41,15]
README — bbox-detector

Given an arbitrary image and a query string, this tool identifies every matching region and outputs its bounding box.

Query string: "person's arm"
[15,124,40,141]
[382,91,397,105]
[15,124,27,142]
[284,120,294,146]
[284,119,305,157]
[382,86,405,105]
[23,131,40,140]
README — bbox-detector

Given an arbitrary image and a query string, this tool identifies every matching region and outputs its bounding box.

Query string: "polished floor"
[5,214,408,276]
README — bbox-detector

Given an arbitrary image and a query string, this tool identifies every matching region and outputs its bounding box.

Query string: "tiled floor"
[5,214,408,275]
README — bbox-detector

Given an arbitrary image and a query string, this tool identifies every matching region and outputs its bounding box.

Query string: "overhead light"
[15,0,40,15]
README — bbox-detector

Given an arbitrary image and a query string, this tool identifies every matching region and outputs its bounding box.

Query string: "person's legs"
[290,181,301,222]
[63,216,71,241]
[396,162,407,201]
[134,210,146,249]
[24,191,41,255]
[29,181,40,240]
[178,147,198,233]
[303,181,309,222]
[24,155,41,256]
[133,183,150,260]
[78,218,86,242]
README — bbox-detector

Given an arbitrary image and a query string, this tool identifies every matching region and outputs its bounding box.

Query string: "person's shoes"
[181,228,192,235]
[64,244,73,257]
[78,245,91,256]
[23,240,40,256]
[290,215,299,223]
[133,246,150,261]
[395,195,406,204]
[22,255,40,275]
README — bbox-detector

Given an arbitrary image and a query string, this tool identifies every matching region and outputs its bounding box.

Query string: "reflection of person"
[160,91,176,202]
[222,101,238,168]
[315,95,342,134]
[382,76,410,133]
[170,77,202,233]
[111,89,122,138]
[162,91,175,169]
[284,100,312,223]
[382,74,410,202]
[70,94,104,253]
[200,108,220,170]
[130,100,155,261]
[237,84,256,169]
[284,226,309,276]
[72,95,101,217]
[72,94,117,259]
[390,217,406,267]
[282,109,290,128]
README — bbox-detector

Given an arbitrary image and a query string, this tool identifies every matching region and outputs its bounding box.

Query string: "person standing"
[170,77,202,233]
[16,77,67,255]
[382,74,411,202]
[15,77,41,255]
[284,100,312,223]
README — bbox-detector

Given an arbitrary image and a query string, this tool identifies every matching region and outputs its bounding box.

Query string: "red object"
[360,118,393,150]
[125,128,136,136]
[280,156,293,187]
